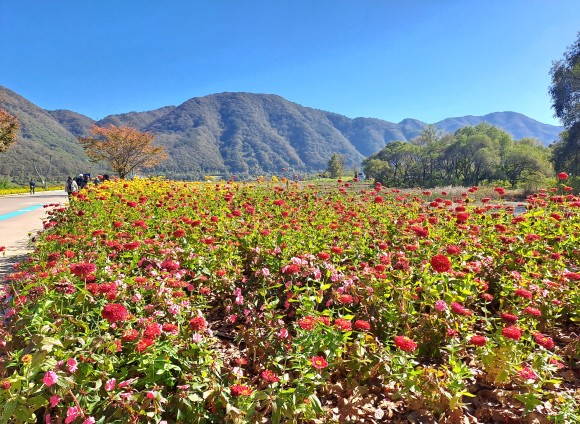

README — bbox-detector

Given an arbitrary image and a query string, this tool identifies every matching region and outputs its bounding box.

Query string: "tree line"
[362,123,553,188]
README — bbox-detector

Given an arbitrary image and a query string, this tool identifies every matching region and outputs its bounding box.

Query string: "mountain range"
[0,85,564,180]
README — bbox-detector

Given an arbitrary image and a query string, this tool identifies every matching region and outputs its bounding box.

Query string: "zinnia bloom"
[451,302,472,316]
[230,384,253,397]
[523,306,542,317]
[430,254,452,273]
[394,335,418,353]
[261,370,280,384]
[557,172,569,180]
[534,332,555,350]
[298,316,316,331]
[354,320,371,331]
[101,303,128,323]
[502,326,523,341]
[334,318,352,331]
[189,316,208,332]
[500,312,519,323]
[311,356,328,369]
[518,365,538,381]
[470,335,487,346]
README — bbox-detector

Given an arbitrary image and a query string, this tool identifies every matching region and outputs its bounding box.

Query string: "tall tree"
[80,125,167,179]
[0,107,20,153]
[549,32,580,128]
[327,153,344,178]
[549,32,580,173]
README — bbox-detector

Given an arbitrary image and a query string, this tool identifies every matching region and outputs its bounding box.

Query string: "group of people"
[65,174,110,197]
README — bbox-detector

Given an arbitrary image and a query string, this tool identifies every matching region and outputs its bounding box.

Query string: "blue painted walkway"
[0,204,44,221]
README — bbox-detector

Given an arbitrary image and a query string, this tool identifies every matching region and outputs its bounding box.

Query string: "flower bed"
[0,179,579,423]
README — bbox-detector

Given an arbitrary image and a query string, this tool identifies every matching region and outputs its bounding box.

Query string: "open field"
[0,179,578,423]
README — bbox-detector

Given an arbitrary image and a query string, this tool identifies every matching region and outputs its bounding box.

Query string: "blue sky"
[1,1,578,125]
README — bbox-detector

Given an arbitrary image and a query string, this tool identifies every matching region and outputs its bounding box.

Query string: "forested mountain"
[0,87,91,182]
[436,112,562,145]
[0,85,564,181]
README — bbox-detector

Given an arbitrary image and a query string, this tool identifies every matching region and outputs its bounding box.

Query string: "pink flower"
[65,406,80,424]
[518,365,538,381]
[105,378,116,391]
[311,356,328,369]
[83,418,96,424]
[278,328,289,339]
[434,300,447,312]
[43,371,58,387]
[67,358,78,373]
[49,395,61,408]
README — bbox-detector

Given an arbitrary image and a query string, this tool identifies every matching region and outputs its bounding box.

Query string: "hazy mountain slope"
[47,109,95,137]
[435,112,563,146]
[0,86,91,180]
[97,106,176,131]
[145,93,365,176]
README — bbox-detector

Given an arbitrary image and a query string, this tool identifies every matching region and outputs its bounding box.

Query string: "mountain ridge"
[0,85,564,181]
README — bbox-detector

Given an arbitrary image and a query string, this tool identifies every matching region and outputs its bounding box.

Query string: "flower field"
[0,178,579,423]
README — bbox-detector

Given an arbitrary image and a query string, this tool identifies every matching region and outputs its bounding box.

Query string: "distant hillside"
[435,112,562,146]
[47,109,95,137]
[1,85,565,181]
[0,87,92,182]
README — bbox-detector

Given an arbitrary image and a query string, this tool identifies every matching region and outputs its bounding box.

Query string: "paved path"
[0,191,68,282]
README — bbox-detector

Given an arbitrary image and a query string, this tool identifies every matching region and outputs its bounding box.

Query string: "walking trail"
[0,190,68,283]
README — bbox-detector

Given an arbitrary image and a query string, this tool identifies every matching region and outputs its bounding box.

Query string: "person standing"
[65,176,78,199]
[29,180,36,195]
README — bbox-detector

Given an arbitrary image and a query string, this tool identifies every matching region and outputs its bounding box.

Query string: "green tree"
[551,125,580,175]
[549,32,580,128]
[549,32,580,173]
[327,153,344,179]
[502,139,552,187]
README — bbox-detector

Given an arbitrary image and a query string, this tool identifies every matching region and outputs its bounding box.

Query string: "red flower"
[298,316,316,331]
[339,294,354,304]
[123,241,141,251]
[121,329,139,342]
[514,288,533,299]
[534,332,555,350]
[330,246,344,254]
[261,370,280,384]
[70,262,96,278]
[502,326,523,341]
[557,172,569,180]
[101,304,128,323]
[451,302,472,316]
[446,245,460,255]
[500,312,519,323]
[334,318,352,331]
[373,196,384,204]
[317,252,331,261]
[189,316,207,332]
[162,323,179,334]
[470,335,487,346]
[311,356,328,369]
[135,338,154,353]
[144,323,162,339]
[354,320,371,331]
[394,335,417,352]
[523,306,542,317]
[430,254,451,273]
[230,384,253,397]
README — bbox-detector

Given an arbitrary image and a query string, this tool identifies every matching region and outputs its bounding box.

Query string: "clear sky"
[1,1,578,125]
